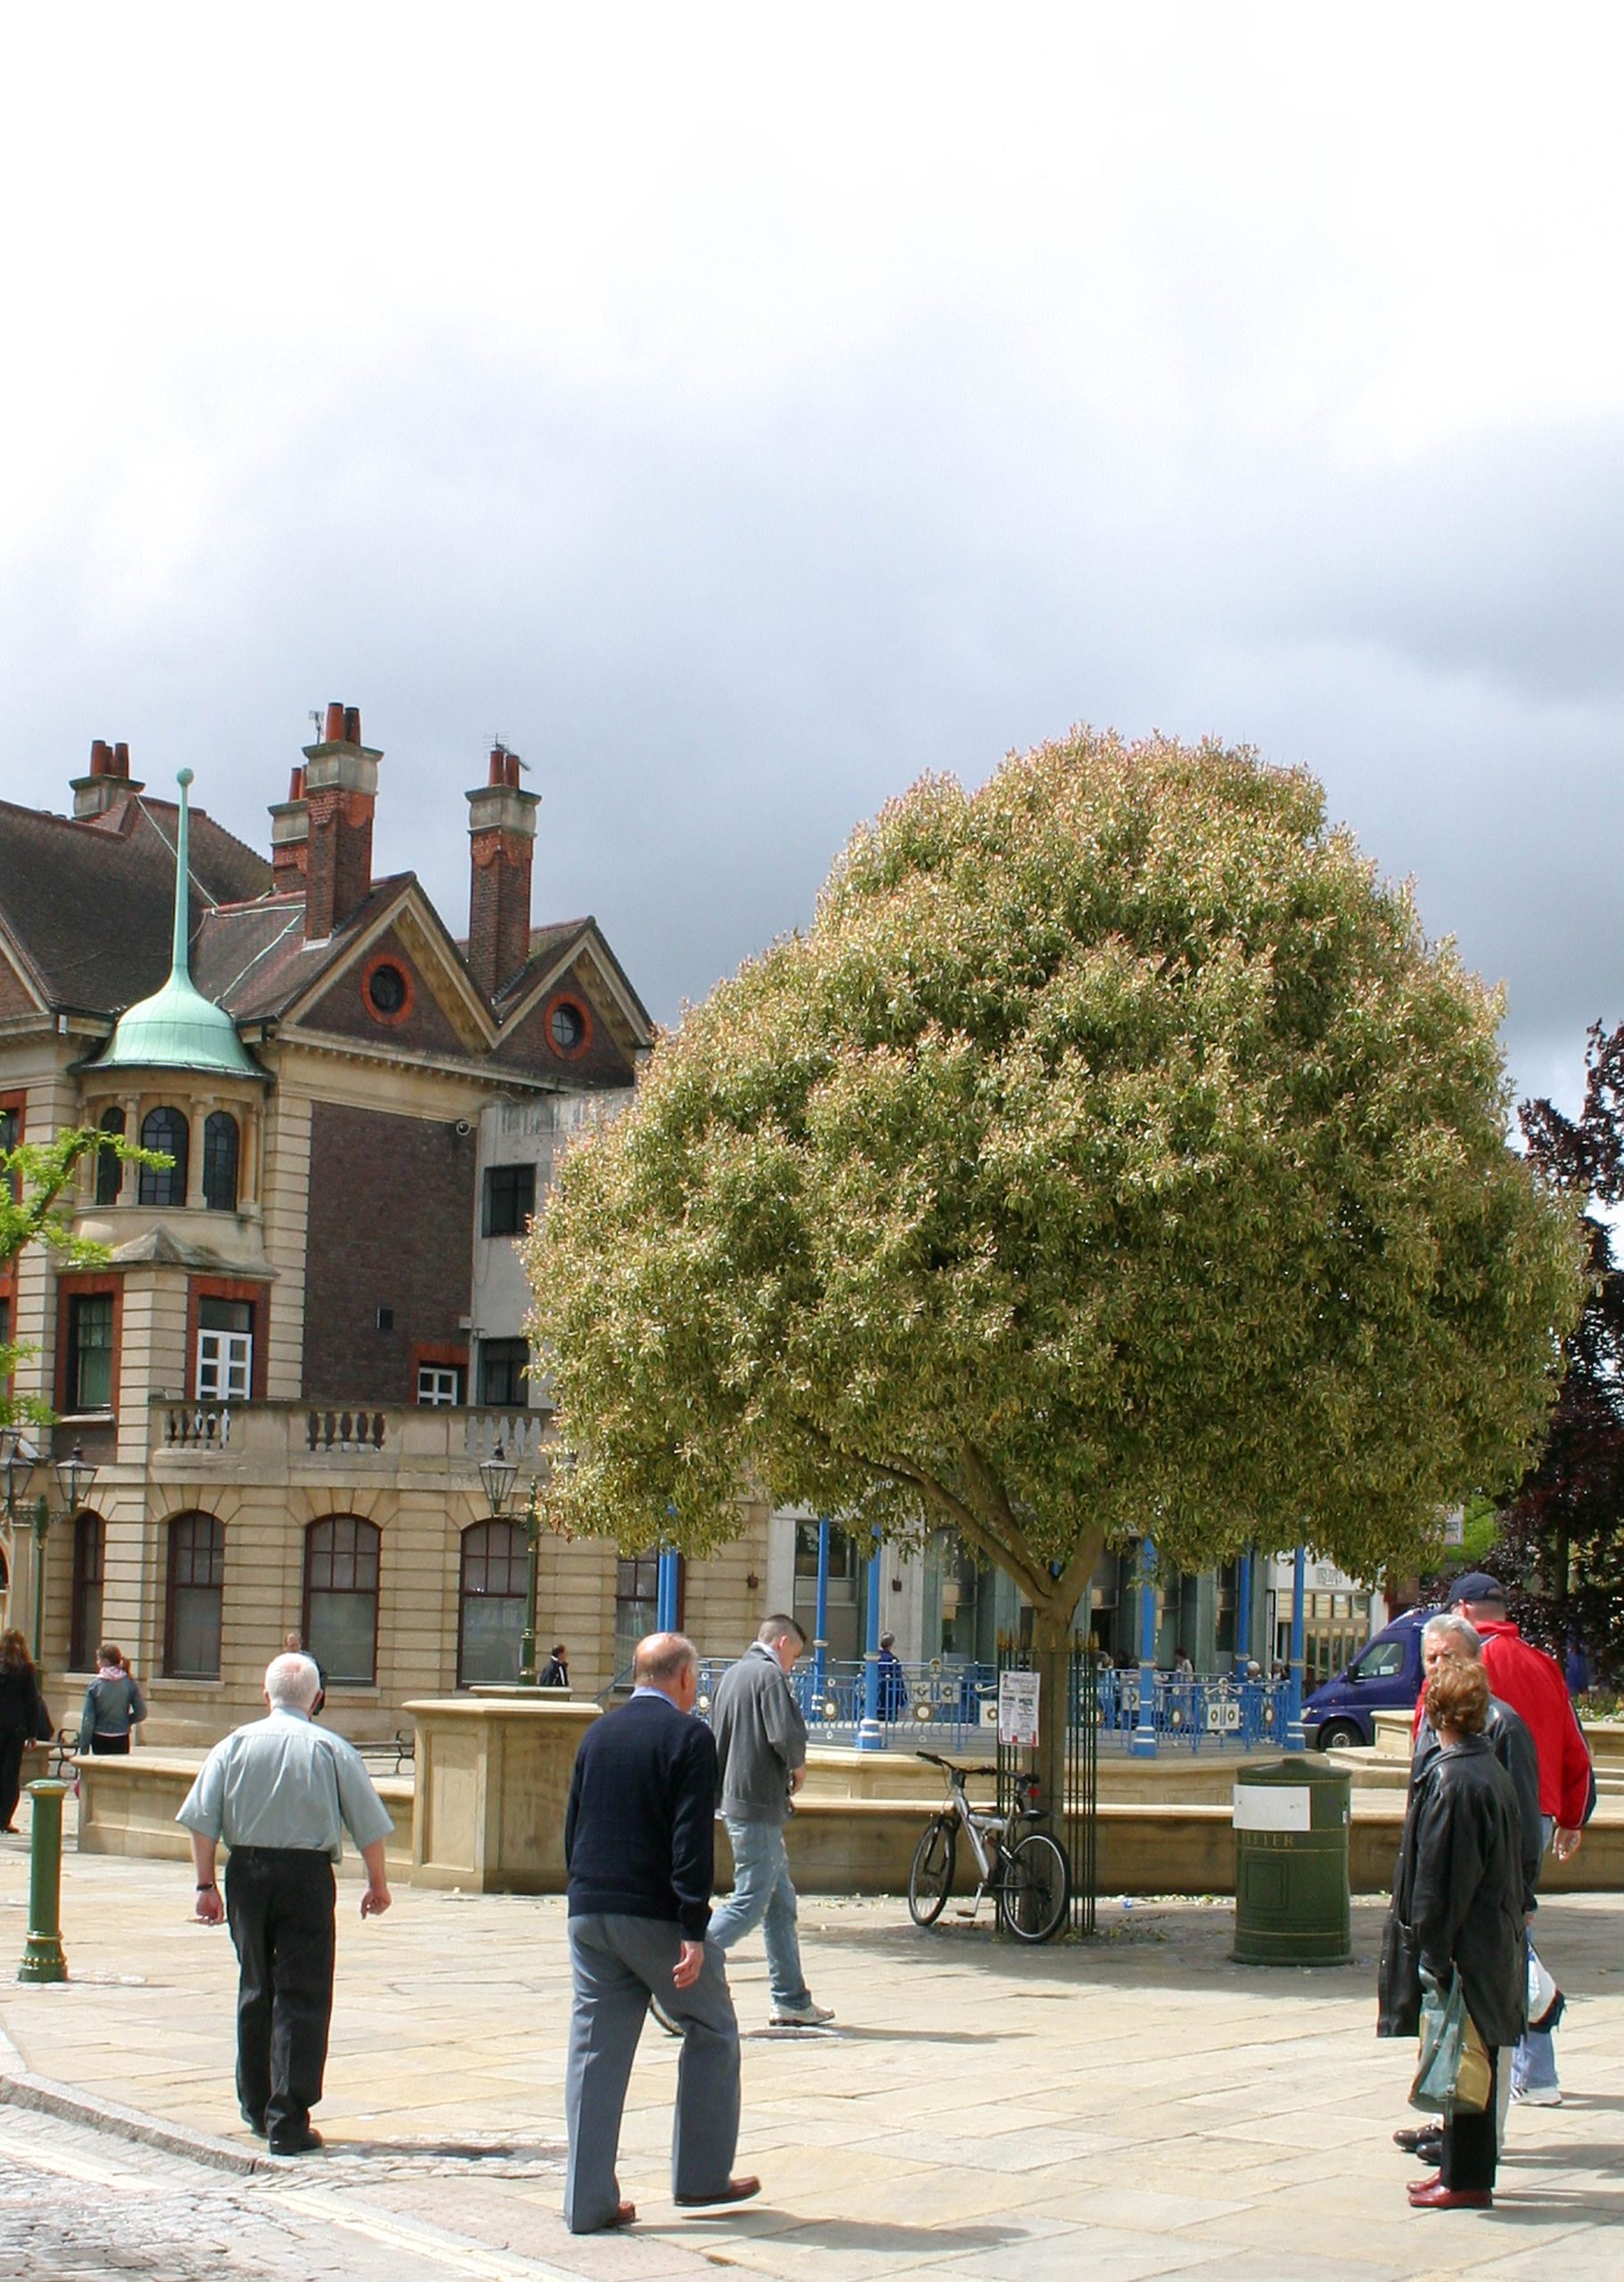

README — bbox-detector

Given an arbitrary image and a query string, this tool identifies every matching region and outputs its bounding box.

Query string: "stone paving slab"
[3,1830,1623,2279]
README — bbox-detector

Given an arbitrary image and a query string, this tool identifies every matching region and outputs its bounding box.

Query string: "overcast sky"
[2,6,1619,1112]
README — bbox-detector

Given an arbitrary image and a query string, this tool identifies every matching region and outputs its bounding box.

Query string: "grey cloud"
[0,324,1617,1120]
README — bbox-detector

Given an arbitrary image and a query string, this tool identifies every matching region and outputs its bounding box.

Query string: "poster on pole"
[997,1668,1040,1747]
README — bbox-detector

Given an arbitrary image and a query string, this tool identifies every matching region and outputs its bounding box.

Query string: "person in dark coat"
[1391,1613,1544,2170]
[1378,1656,1526,2210]
[0,1630,53,1832]
[539,1644,570,1689]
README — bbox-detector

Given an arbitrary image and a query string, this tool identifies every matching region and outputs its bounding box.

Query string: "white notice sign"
[1232,1784,1311,1832]
[997,1669,1040,1748]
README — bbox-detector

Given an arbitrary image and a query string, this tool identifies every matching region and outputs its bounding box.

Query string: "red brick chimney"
[71,736,146,821]
[268,764,308,888]
[301,702,381,938]
[466,744,539,998]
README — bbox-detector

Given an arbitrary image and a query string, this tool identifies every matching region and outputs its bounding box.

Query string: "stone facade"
[0,712,770,1745]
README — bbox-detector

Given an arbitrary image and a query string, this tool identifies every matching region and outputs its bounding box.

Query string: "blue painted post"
[1286,1544,1307,1750]
[856,1535,885,1751]
[1131,1536,1159,1759]
[656,1546,680,1632]
[812,1517,832,1710]
[1234,1547,1253,1670]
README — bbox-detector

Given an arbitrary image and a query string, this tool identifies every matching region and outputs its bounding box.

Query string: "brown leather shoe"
[1408,2178,1491,2210]
[675,2176,761,2208]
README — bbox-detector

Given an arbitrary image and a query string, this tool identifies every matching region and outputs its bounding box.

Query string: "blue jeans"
[1513,1818,1561,2097]
[709,1818,809,2011]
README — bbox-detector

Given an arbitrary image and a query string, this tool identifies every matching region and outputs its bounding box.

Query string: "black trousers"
[225,1847,336,2139]
[88,1733,130,1755]
[0,1729,26,1829]
[1442,2048,1499,2193]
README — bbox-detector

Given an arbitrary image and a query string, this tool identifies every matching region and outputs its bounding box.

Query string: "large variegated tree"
[524,729,1581,1813]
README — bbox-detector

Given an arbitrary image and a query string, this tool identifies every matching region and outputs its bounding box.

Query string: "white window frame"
[416,1365,462,1407]
[196,1327,251,1402]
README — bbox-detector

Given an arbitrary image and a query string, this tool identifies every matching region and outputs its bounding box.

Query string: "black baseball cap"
[1448,1572,1507,1608]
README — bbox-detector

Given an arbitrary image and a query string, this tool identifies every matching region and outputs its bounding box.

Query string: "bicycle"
[907,1750,1070,1942]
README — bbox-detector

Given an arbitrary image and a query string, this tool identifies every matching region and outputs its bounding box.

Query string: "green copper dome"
[95,769,260,1078]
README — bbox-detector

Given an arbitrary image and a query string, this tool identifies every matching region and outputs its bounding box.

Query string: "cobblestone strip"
[0,2101,591,2282]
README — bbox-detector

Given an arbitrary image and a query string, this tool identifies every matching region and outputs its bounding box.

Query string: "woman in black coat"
[1378,1655,1526,2210]
[0,1629,52,1832]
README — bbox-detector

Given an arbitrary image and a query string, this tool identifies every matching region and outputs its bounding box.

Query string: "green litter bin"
[1232,1756,1351,1966]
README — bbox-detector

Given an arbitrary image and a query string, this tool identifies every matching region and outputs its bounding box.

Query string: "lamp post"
[479,1442,546,1687]
[45,1444,98,1662]
[1,1429,39,1642]
[1131,1535,1160,1760]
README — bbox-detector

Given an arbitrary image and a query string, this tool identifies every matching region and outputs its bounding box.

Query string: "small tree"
[1485,1023,1624,1677]
[1,1127,159,1436]
[525,729,1581,1812]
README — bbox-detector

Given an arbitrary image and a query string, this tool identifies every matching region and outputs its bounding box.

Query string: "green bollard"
[18,1779,69,1984]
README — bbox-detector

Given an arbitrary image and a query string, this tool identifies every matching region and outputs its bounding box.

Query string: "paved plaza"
[2,1830,1621,2280]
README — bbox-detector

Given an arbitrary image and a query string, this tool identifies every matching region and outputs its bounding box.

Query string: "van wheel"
[1316,1720,1364,1750]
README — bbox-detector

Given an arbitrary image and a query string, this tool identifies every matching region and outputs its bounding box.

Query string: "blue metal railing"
[1085,1667,1290,1753]
[688,1656,1291,1755]
[693,1657,997,1751]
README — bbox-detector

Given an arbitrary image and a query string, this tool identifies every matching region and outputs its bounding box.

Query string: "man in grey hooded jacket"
[708,1616,833,2028]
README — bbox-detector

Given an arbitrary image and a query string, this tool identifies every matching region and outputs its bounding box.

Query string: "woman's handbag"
[1528,1942,1565,2034]
[1377,1912,1423,2038]
[1410,1971,1492,2118]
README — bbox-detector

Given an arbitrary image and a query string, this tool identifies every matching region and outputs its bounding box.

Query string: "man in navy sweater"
[562,1630,759,2234]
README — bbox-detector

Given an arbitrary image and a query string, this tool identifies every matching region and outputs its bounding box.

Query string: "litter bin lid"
[1234,1756,1350,1787]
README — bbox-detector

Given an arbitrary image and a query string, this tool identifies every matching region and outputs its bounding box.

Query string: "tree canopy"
[524,729,1582,1657]
[1486,1022,1624,1678]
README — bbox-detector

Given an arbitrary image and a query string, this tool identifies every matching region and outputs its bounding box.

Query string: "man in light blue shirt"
[178,1654,393,2155]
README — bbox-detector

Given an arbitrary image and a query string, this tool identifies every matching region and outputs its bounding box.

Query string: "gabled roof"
[493,917,655,1045]
[0,792,270,1016]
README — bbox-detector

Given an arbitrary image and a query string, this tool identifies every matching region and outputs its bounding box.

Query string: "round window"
[548,999,586,1053]
[364,962,410,1020]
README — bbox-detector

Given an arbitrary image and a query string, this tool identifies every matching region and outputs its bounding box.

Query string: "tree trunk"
[1029,1599,1077,1848]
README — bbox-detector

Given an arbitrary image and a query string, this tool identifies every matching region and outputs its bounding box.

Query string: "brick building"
[0,710,767,1744]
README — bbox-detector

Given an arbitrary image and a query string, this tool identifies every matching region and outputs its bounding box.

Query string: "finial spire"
[170,768,195,983]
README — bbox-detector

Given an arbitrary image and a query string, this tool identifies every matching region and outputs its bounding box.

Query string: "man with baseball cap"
[1446,1573,1593,2106]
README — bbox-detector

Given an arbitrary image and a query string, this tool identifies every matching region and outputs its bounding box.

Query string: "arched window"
[94,1107,126,1205]
[457,1519,528,1688]
[138,1106,189,1206]
[201,1112,239,1212]
[165,1512,225,1678]
[70,1513,104,1671]
[303,1515,380,1686]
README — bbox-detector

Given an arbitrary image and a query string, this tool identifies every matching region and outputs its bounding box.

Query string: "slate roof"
[0,792,270,1016]
[193,876,416,1022]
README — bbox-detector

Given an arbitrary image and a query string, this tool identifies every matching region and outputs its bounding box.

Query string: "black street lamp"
[478,1443,545,1687]
[2,1428,40,1650]
[34,1443,98,1663]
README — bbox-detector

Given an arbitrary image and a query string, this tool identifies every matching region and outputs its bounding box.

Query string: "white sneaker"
[1512,2084,1562,2106]
[769,2000,835,2027]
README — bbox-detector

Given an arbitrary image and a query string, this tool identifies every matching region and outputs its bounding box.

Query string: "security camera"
[454,1119,473,1137]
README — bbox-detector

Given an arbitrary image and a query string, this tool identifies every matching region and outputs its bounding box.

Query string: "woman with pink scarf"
[79,1644,146,1755]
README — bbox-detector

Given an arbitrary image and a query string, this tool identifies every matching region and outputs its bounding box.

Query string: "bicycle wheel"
[907,1815,958,1927]
[996,1830,1069,1943]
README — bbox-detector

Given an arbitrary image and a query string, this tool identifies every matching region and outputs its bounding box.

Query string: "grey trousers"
[564,1913,741,2234]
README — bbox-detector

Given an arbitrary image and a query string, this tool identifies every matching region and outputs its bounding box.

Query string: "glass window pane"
[460,1594,522,1687]
[169,1584,222,1679]
[308,1589,376,1684]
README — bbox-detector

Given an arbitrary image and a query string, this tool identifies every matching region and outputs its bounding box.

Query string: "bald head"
[633,1631,699,1706]
[265,1653,322,1712]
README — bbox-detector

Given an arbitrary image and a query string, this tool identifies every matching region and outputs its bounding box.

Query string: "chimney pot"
[488,746,506,787]
[90,739,111,776]
[343,705,361,745]
[324,701,346,742]
[112,741,130,777]
[505,751,521,789]
[288,764,307,800]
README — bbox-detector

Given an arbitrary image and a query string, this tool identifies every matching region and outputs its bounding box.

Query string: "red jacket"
[1475,1621,1592,1829]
